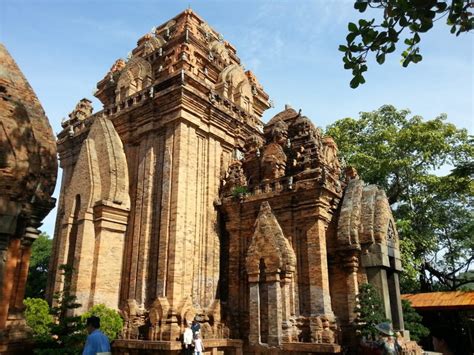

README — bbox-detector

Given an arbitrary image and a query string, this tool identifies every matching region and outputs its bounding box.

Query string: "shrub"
[24,298,53,337]
[81,304,123,340]
[354,283,388,340]
[32,264,86,354]
[231,185,248,198]
[402,299,429,342]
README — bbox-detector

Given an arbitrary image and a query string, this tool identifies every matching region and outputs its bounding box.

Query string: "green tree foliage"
[340,1,473,88]
[231,185,249,199]
[33,265,86,355]
[26,232,52,299]
[326,105,473,292]
[24,266,120,354]
[401,300,429,342]
[81,304,123,340]
[354,283,388,339]
[24,298,54,338]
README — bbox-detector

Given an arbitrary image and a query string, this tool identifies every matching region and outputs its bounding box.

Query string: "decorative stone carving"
[209,40,230,65]
[344,165,359,182]
[244,135,264,160]
[110,58,127,73]
[310,316,323,343]
[116,57,153,102]
[261,143,287,181]
[322,136,341,177]
[321,317,335,344]
[122,299,146,340]
[245,70,264,92]
[64,98,93,126]
[148,297,170,335]
[246,202,296,347]
[285,115,324,175]
[222,161,247,196]
[246,202,296,275]
[216,64,253,113]
[264,119,288,145]
[260,119,289,180]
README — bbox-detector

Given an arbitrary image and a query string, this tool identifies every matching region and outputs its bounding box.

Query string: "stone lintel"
[361,243,403,271]
[361,243,389,268]
[265,272,281,282]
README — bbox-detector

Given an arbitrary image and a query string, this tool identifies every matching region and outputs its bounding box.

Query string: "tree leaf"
[339,44,349,52]
[376,53,386,64]
[348,22,358,32]
[350,76,360,88]
[354,1,368,12]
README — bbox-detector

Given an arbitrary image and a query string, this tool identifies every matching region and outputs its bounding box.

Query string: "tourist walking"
[375,322,401,355]
[191,319,201,335]
[183,321,194,355]
[82,316,111,355]
[193,332,204,355]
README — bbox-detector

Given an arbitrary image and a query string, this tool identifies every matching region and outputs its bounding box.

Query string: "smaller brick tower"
[219,106,408,353]
[0,44,57,353]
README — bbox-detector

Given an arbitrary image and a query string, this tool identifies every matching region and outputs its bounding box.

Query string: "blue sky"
[1,0,472,236]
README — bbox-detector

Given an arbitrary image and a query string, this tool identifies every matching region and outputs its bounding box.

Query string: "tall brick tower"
[48,8,270,345]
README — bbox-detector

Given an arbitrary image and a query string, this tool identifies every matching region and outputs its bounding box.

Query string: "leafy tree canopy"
[340,1,473,88]
[30,265,85,355]
[81,304,123,340]
[26,232,52,299]
[326,105,473,292]
[24,265,123,354]
[401,300,429,342]
[24,298,54,338]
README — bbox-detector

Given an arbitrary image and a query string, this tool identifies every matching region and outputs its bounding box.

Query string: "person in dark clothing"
[191,319,201,335]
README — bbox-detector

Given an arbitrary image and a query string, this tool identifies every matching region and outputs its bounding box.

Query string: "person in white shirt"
[183,321,194,355]
[193,332,204,355]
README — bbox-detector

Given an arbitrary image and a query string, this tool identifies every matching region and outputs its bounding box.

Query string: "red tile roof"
[401,291,474,310]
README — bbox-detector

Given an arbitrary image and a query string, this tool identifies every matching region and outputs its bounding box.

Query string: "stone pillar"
[280,273,294,342]
[91,203,129,309]
[0,201,21,332]
[266,272,282,346]
[0,235,15,331]
[12,226,38,310]
[248,274,260,345]
[387,271,404,330]
[343,253,359,347]
[0,238,21,331]
[344,253,359,323]
[161,310,181,341]
[306,218,333,318]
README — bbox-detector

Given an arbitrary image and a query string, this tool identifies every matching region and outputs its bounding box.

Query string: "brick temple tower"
[48,9,419,354]
[48,9,269,350]
[0,44,57,353]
